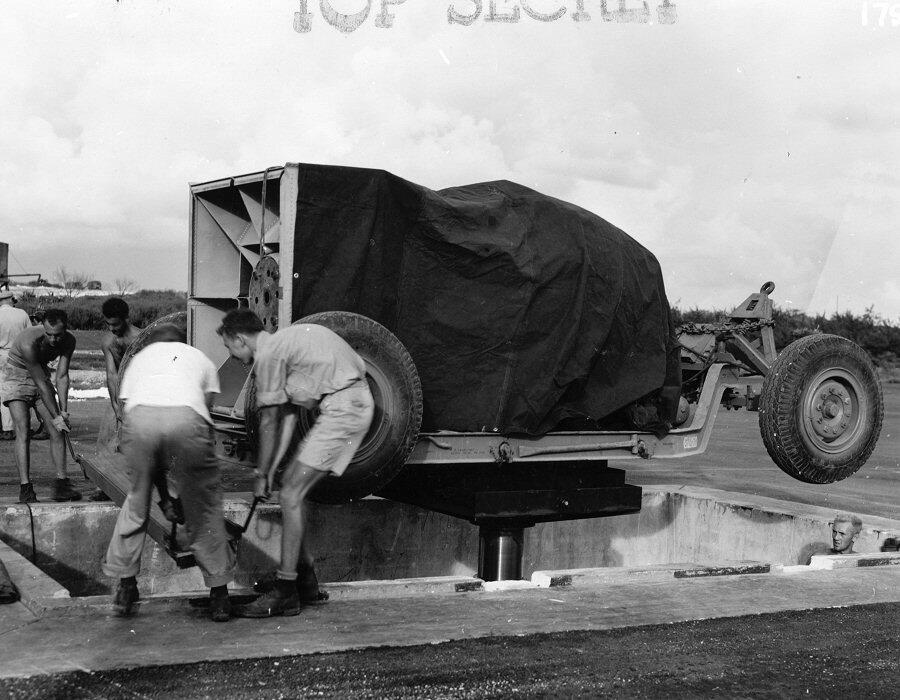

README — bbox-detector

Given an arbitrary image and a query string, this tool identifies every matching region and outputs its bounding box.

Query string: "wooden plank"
[79,452,217,569]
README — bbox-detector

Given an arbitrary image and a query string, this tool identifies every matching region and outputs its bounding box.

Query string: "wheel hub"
[249,255,280,332]
[809,380,853,440]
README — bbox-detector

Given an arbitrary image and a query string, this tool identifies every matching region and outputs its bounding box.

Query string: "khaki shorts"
[0,364,44,407]
[297,380,375,477]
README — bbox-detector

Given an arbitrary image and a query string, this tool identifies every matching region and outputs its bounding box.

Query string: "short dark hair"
[102,297,129,320]
[146,323,186,345]
[43,309,68,328]
[217,309,265,337]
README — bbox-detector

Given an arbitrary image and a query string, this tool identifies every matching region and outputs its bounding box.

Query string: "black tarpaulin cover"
[290,163,680,435]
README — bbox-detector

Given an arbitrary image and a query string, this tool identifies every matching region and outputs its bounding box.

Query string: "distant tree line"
[11,288,900,368]
[15,290,187,330]
[673,305,900,366]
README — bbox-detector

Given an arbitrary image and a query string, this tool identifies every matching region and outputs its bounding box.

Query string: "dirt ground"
[1,602,897,698]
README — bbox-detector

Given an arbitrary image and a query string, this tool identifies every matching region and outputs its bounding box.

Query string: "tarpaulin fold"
[291,163,680,434]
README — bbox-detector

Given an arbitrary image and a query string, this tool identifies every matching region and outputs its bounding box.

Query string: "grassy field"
[71,330,104,352]
[69,330,105,371]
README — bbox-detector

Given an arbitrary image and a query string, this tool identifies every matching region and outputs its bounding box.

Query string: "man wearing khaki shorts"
[218,309,374,617]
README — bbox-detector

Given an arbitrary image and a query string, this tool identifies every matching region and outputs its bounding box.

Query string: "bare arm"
[19,333,62,418]
[55,349,72,414]
[270,410,298,475]
[101,336,122,421]
[256,405,281,480]
[24,352,61,419]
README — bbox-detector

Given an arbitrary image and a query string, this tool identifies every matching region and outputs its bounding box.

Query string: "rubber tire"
[759,333,883,484]
[118,312,188,382]
[245,312,423,504]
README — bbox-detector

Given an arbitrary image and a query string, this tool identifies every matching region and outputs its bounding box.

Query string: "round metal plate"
[249,255,280,332]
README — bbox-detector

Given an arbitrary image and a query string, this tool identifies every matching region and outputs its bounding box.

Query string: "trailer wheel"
[245,312,423,504]
[118,311,188,381]
[759,333,883,484]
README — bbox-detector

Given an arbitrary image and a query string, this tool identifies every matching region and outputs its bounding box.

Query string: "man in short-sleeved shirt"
[102,323,234,621]
[0,290,30,439]
[218,309,373,618]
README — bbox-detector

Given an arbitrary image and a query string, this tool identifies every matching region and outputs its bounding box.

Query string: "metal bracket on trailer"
[405,364,764,465]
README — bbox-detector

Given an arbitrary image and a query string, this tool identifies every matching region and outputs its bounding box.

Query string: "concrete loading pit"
[3,484,899,616]
[3,163,891,622]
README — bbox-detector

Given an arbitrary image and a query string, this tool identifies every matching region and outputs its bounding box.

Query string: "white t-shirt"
[0,305,31,350]
[119,342,220,424]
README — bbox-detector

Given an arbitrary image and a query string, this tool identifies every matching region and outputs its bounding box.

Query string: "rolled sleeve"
[254,353,289,407]
[203,358,221,395]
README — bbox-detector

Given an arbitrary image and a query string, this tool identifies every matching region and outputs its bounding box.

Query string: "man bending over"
[102,324,233,620]
[218,309,374,618]
[0,308,80,503]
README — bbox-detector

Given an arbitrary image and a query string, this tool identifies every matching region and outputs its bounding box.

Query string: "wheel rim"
[351,360,396,465]
[799,367,867,455]
[297,360,396,468]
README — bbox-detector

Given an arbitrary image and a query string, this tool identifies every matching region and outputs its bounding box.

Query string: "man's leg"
[278,463,327,576]
[34,399,80,501]
[102,410,156,615]
[34,399,65,479]
[236,461,325,618]
[169,415,234,621]
[0,397,12,438]
[9,401,35,502]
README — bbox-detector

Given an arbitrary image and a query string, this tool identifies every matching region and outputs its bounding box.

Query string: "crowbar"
[169,496,263,570]
[62,431,88,479]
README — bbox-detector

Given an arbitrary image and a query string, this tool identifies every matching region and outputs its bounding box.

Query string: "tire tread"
[759,333,883,484]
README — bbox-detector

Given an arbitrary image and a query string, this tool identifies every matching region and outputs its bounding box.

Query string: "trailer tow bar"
[518,434,651,459]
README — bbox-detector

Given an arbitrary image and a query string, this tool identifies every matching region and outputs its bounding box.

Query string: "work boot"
[52,478,82,502]
[296,563,322,604]
[113,577,139,617]
[0,430,15,441]
[209,586,231,623]
[30,426,49,441]
[18,483,38,504]
[89,489,111,502]
[254,563,324,604]
[235,580,301,618]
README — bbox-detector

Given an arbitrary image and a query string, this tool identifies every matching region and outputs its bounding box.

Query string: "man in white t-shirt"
[102,323,234,621]
[0,291,31,439]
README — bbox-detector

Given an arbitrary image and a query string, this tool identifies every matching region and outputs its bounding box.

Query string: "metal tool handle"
[241,496,262,533]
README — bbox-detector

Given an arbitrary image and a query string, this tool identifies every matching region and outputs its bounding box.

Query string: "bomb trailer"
[112,163,883,581]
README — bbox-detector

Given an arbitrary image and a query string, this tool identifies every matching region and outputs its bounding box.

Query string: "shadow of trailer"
[125,164,883,581]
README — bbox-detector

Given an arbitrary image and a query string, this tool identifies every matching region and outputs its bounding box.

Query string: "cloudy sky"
[2,1,897,319]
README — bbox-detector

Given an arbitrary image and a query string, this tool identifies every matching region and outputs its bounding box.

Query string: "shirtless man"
[100,297,142,427]
[830,513,862,554]
[0,308,80,503]
[91,298,141,500]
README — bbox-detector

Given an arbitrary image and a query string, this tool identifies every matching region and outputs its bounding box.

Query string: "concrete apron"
[1,484,899,619]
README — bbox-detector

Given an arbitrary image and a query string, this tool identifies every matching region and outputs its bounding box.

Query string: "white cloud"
[0,1,897,320]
